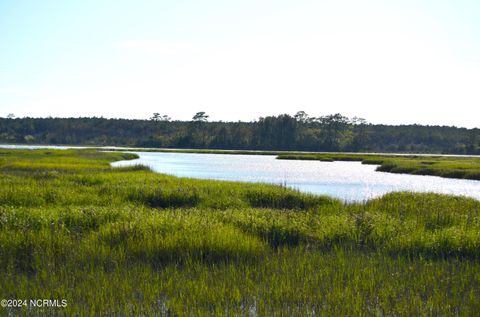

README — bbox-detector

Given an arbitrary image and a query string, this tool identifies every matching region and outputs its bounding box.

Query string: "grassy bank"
[1,149,480,315]
[278,153,480,180]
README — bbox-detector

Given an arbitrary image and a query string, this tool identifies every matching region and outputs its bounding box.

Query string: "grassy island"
[1,149,480,315]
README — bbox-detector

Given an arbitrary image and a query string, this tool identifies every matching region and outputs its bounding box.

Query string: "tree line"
[0,112,479,154]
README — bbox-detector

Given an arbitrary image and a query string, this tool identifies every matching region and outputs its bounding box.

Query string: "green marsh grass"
[1,149,480,315]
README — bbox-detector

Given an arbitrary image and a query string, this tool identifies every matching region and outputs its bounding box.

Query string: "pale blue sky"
[1,0,479,127]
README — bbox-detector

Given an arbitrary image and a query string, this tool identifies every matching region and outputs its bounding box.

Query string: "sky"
[0,0,479,127]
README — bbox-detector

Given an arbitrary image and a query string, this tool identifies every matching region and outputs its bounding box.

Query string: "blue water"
[112,152,480,202]
[2,144,479,202]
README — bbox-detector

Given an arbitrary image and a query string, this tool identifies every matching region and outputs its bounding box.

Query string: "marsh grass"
[1,149,480,315]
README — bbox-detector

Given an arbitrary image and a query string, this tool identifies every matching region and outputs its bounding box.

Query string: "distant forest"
[1,112,479,154]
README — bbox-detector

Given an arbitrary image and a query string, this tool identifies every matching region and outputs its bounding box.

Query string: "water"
[2,144,479,202]
[111,152,480,202]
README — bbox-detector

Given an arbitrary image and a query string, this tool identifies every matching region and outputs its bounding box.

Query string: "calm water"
[112,152,480,202]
